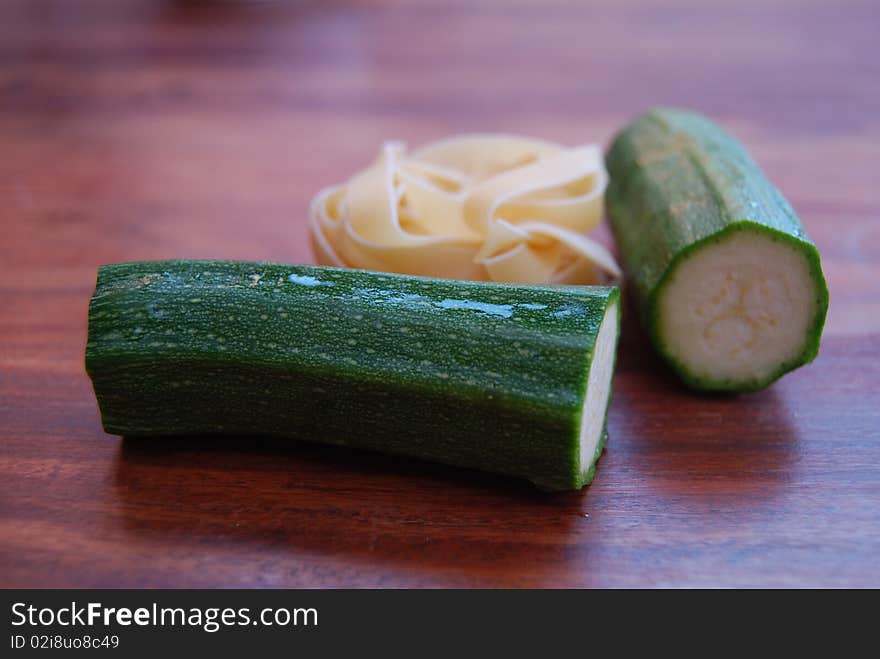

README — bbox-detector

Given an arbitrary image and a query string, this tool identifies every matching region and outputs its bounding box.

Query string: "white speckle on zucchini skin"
[435,298,514,317]
[287,273,335,287]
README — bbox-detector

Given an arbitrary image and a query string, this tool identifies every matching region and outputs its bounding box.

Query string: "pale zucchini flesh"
[86,261,621,490]
[658,226,821,388]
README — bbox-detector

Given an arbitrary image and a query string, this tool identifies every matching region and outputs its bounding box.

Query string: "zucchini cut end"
[576,299,620,484]
[653,223,828,391]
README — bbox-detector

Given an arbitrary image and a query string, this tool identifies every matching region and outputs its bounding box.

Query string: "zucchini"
[86,261,621,490]
[605,108,828,391]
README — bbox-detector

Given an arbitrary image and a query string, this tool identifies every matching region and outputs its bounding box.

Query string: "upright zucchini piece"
[606,108,828,391]
[86,261,621,490]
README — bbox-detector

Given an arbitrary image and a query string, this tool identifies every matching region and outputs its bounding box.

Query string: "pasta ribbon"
[308,135,621,285]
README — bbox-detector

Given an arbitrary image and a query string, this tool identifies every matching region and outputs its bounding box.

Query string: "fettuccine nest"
[308,135,621,285]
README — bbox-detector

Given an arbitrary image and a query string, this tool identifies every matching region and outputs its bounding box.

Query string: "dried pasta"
[308,135,621,285]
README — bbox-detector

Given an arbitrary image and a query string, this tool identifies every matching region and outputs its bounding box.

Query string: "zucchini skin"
[86,261,620,490]
[605,108,829,391]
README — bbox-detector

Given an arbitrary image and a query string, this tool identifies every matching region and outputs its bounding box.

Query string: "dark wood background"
[2,0,878,588]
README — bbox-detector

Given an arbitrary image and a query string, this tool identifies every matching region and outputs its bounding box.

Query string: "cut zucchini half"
[606,108,829,391]
[85,261,621,490]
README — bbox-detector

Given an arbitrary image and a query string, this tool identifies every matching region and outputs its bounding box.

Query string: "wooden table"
[2,0,878,588]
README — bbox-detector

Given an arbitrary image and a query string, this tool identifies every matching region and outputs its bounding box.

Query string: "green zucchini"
[606,108,828,391]
[86,261,620,490]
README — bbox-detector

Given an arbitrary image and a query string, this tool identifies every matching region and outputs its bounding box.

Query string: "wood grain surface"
[2,0,878,588]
